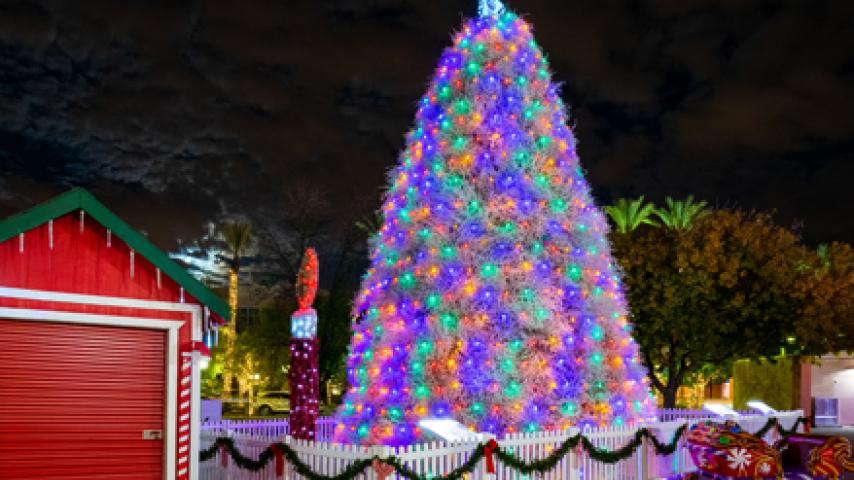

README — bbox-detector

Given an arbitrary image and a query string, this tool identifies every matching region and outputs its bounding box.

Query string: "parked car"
[253,391,290,416]
[221,398,249,415]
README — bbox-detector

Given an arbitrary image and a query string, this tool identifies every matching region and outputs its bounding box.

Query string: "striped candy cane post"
[177,353,193,479]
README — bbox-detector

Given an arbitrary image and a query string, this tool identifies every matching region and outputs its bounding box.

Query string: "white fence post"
[636,433,646,480]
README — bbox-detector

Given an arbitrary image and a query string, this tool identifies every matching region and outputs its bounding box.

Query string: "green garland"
[748,415,809,439]
[201,416,809,480]
[775,416,809,436]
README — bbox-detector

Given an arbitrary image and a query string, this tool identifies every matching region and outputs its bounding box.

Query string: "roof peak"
[0,187,229,320]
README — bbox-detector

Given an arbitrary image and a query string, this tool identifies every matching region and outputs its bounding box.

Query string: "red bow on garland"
[484,439,499,474]
[372,459,395,480]
[220,444,229,468]
[271,444,284,477]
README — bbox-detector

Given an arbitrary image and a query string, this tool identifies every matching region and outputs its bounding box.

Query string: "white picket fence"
[199,410,803,480]
[201,417,337,439]
[656,408,756,422]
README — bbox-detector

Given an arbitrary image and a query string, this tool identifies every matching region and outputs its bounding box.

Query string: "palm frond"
[606,196,657,233]
[655,196,710,230]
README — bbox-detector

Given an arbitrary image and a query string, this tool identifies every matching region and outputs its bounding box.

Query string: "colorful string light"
[334,3,654,446]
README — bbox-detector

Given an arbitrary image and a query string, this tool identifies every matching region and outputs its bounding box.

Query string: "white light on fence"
[418,418,485,442]
[747,400,776,414]
[199,356,210,370]
[703,402,738,418]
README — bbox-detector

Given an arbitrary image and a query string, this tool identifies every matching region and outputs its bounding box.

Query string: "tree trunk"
[661,383,679,408]
[221,268,239,400]
[660,358,687,408]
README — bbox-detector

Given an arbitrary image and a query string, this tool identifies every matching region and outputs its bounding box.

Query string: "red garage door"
[0,319,166,479]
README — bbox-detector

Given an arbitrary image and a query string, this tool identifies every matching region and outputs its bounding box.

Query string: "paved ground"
[812,425,854,448]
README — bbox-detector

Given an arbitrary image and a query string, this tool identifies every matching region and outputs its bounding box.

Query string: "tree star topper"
[479,0,506,18]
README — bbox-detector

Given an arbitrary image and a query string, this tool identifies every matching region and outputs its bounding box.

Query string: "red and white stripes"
[177,353,193,479]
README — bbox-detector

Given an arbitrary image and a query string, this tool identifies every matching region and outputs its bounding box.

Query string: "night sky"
[1,0,853,252]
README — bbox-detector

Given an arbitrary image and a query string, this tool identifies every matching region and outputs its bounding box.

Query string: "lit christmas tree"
[335,0,654,445]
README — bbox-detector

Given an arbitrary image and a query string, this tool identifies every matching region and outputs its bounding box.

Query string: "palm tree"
[604,196,658,233]
[817,243,831,270]
[654,195,710,230]
[221,221,251,401]
[355,210,384,236]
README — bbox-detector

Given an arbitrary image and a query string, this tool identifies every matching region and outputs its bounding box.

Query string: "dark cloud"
[0,0,852,249]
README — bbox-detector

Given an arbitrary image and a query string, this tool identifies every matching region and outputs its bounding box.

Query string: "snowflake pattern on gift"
[726,447,753,472]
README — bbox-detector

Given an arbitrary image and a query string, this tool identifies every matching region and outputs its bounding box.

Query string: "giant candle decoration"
[289,248,320,439]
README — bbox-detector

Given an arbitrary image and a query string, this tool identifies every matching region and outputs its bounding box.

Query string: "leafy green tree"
[654,195,710,230]
[604,196,658,233]
[315,290,352,387]
[790,242,854,354]
[235,300,295,390]
[611,209,810,407]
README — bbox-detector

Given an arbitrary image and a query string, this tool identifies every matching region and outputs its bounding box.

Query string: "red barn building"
[0,188,228,480]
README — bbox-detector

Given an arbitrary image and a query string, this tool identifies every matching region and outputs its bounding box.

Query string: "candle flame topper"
[296,248,319,310]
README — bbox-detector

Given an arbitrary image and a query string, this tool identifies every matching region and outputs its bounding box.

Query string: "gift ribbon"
[372,459,395,480]
[484,438,499,474]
